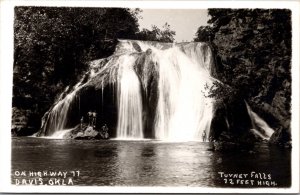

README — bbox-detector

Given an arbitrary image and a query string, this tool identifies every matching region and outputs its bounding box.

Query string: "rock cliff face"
[11,107,37,136]
[207,9,292,143]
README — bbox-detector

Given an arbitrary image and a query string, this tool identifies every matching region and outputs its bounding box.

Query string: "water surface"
[12,137,291,187]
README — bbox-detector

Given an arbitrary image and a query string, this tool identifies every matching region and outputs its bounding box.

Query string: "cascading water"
[151,46,215,141]
[38,39,274,141]
[40,91,76,136]
[38,76,87,136]
[116,55,144,139]
[43,128,74,139]
[245,102,274,140]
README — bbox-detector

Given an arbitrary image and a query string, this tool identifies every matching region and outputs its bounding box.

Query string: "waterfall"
[116,55,144,139]
[38,40,275,142]
[41,92,76,136]
[245,102,274,140]
[39,75,88,136]
[38,40,216,140]
[152,45,215,141]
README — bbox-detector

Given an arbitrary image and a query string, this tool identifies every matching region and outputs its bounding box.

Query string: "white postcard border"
[0,0,299,193]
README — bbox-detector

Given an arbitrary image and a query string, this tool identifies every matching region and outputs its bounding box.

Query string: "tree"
[136,23,176,42]
[194,26,213,42]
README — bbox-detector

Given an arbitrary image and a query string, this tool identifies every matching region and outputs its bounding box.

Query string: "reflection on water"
[11,137,291,187]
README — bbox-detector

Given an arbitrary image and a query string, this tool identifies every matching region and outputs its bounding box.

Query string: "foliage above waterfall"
[136,23,176,43]
[13,7,176,132]
[195,9,291,138]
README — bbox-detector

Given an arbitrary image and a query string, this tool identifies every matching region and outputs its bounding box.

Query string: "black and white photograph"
[0,0,299,193]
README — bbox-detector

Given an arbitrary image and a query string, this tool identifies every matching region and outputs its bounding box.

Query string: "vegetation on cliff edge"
[195,9,291,143]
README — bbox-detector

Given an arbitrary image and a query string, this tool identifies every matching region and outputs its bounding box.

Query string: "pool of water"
[11,137,291,187]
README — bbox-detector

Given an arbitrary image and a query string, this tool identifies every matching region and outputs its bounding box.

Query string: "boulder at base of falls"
[63,125,101,140]
[83,126,99,138]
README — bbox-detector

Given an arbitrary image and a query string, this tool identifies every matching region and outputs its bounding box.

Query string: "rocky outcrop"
[63,125,109,140]
[11,107,37,136]
[250,97,291,137]
[210,97,253,142]
[269,127,291,148]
